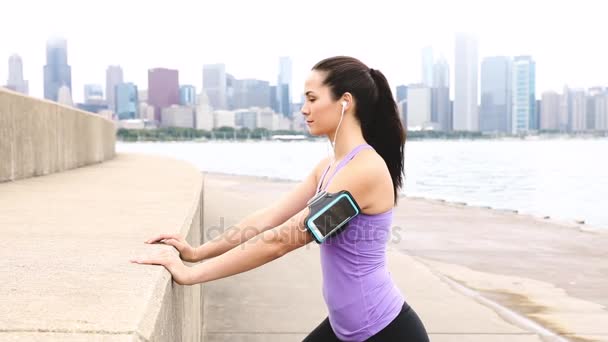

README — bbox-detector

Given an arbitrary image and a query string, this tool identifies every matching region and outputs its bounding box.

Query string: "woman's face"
[301,70,341,136]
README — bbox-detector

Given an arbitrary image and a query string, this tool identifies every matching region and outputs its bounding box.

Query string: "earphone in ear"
[341,100,348,109]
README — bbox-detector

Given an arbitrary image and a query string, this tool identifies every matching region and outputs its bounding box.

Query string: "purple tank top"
[315,143,405,341]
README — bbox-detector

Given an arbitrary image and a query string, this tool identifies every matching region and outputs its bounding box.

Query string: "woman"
[131,56,429,341]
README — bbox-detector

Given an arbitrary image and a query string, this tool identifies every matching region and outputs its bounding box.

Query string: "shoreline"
[117,134,608,144]
[202,170,606,233]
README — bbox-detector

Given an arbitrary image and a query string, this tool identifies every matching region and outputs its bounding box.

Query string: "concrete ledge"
[0,87,116,183]
[0,153,203,341]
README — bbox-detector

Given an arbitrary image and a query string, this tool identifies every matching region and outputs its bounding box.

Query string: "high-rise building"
[432,56,451,131]
[511,56,536,134]
[106,65,123,112]
[540,91,561,131]
[203,64,227,110]
[277,56,292,117]
[57,85,73,107]
[480,56,512,133]
[7,54,29,94]
[559,86,572,132]
[138,102,155,122]
[570,89,587,132]
[84,84,104,105]
[595,90,608,131]
[43,38,72,101]
[235,109,259,130]
[270,85,279,113]
[138,89,148,103]
[161,105,194,128]
[214,110,236,129]
[233,79,271,109]
[453,33,479,131]
[195,92,213,130]
[421,46,434,87]
[148,68,179,123]
[396,85,408,103]
[115,83,139,120]
[180,85,197,106]
[406,85,433,130]
[258,108,280,130]
[586,87,605,131]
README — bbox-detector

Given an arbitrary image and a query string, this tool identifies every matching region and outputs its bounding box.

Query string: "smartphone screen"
[312,195,358,237]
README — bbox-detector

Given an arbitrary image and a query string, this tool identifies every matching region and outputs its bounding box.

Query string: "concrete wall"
[0,87,116,183]
[138,186,205,342]
[1,154,205,341]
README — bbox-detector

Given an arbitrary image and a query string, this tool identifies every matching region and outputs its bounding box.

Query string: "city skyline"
[2,0,607,104]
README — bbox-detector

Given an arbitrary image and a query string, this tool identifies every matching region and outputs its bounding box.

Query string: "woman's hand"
[130,249,193,285]
[144,233,200,262]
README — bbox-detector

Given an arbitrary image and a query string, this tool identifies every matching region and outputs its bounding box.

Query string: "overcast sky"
[1,0,607,103]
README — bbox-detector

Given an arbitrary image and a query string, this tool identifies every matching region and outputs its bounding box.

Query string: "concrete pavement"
[201,173,598,341]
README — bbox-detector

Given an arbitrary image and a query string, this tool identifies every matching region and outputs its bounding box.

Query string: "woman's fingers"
[163,238,184,250]
[130,250,171,265]
[145,233,181,244]
[130,256,163,265]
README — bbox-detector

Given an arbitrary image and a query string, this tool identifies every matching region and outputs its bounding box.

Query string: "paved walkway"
[200,173,607,341]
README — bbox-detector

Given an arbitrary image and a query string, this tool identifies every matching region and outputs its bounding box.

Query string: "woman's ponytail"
[367,69,406,204]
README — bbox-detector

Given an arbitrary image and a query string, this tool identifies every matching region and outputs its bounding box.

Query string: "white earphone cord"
[329,102,346,164]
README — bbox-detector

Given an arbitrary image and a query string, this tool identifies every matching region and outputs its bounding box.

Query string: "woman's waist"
[322,265,395,296]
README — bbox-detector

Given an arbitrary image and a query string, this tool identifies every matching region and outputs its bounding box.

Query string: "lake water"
[117,138,608,229]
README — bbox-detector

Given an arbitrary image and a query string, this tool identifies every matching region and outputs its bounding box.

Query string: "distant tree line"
[115,127,306,142]
[116,127,608,142]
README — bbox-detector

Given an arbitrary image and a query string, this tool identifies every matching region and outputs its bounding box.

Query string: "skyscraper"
[511,56,536,134]
[396,85,408,103]
[406,85,433,130]
[570,89,587,132]
[421,46,434,87]
[595,90,608,131]
[115,83,139,120]
[586,87,605,131]
[432,56,451,131]
[106,65,123,112]
[454,33,479,131]
[203,64,227,110]
[233,79,271,109]
[195,92,214,131]
[277,56,292,117]
[83,84,105,106]
[148,68,179,123]
[180,85,197,106]
[540,91,561,131]
[7,54,29,94]
[43,38,72,101]
[480,56,512,133]
[57,85,73,107]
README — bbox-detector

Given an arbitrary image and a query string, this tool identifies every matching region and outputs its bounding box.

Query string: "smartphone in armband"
[304,190,361,244]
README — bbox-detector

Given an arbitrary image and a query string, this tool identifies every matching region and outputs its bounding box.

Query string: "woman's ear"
[341,92,354,111]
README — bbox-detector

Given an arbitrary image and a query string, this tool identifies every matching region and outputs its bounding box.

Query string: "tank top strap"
[319,143,373,192]
[316,163,332,193]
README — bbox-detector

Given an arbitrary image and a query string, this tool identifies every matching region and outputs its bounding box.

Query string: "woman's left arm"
[130,207,314,285]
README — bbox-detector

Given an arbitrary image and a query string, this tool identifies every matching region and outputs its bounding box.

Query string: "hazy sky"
[1,0,607,103]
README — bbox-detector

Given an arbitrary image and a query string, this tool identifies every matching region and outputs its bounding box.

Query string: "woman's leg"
[366,304,429,342]
[302,316,342,342]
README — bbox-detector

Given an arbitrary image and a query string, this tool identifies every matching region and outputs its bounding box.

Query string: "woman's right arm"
[193,157,328,261]
[147,157,329,262]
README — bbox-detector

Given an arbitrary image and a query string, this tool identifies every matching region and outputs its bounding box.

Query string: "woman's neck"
[328,120,367,162]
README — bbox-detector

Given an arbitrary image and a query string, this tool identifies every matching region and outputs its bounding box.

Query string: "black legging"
[303,303,429,342]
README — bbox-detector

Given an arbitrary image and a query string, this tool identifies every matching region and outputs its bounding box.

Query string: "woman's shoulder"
[352,148,388,174]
